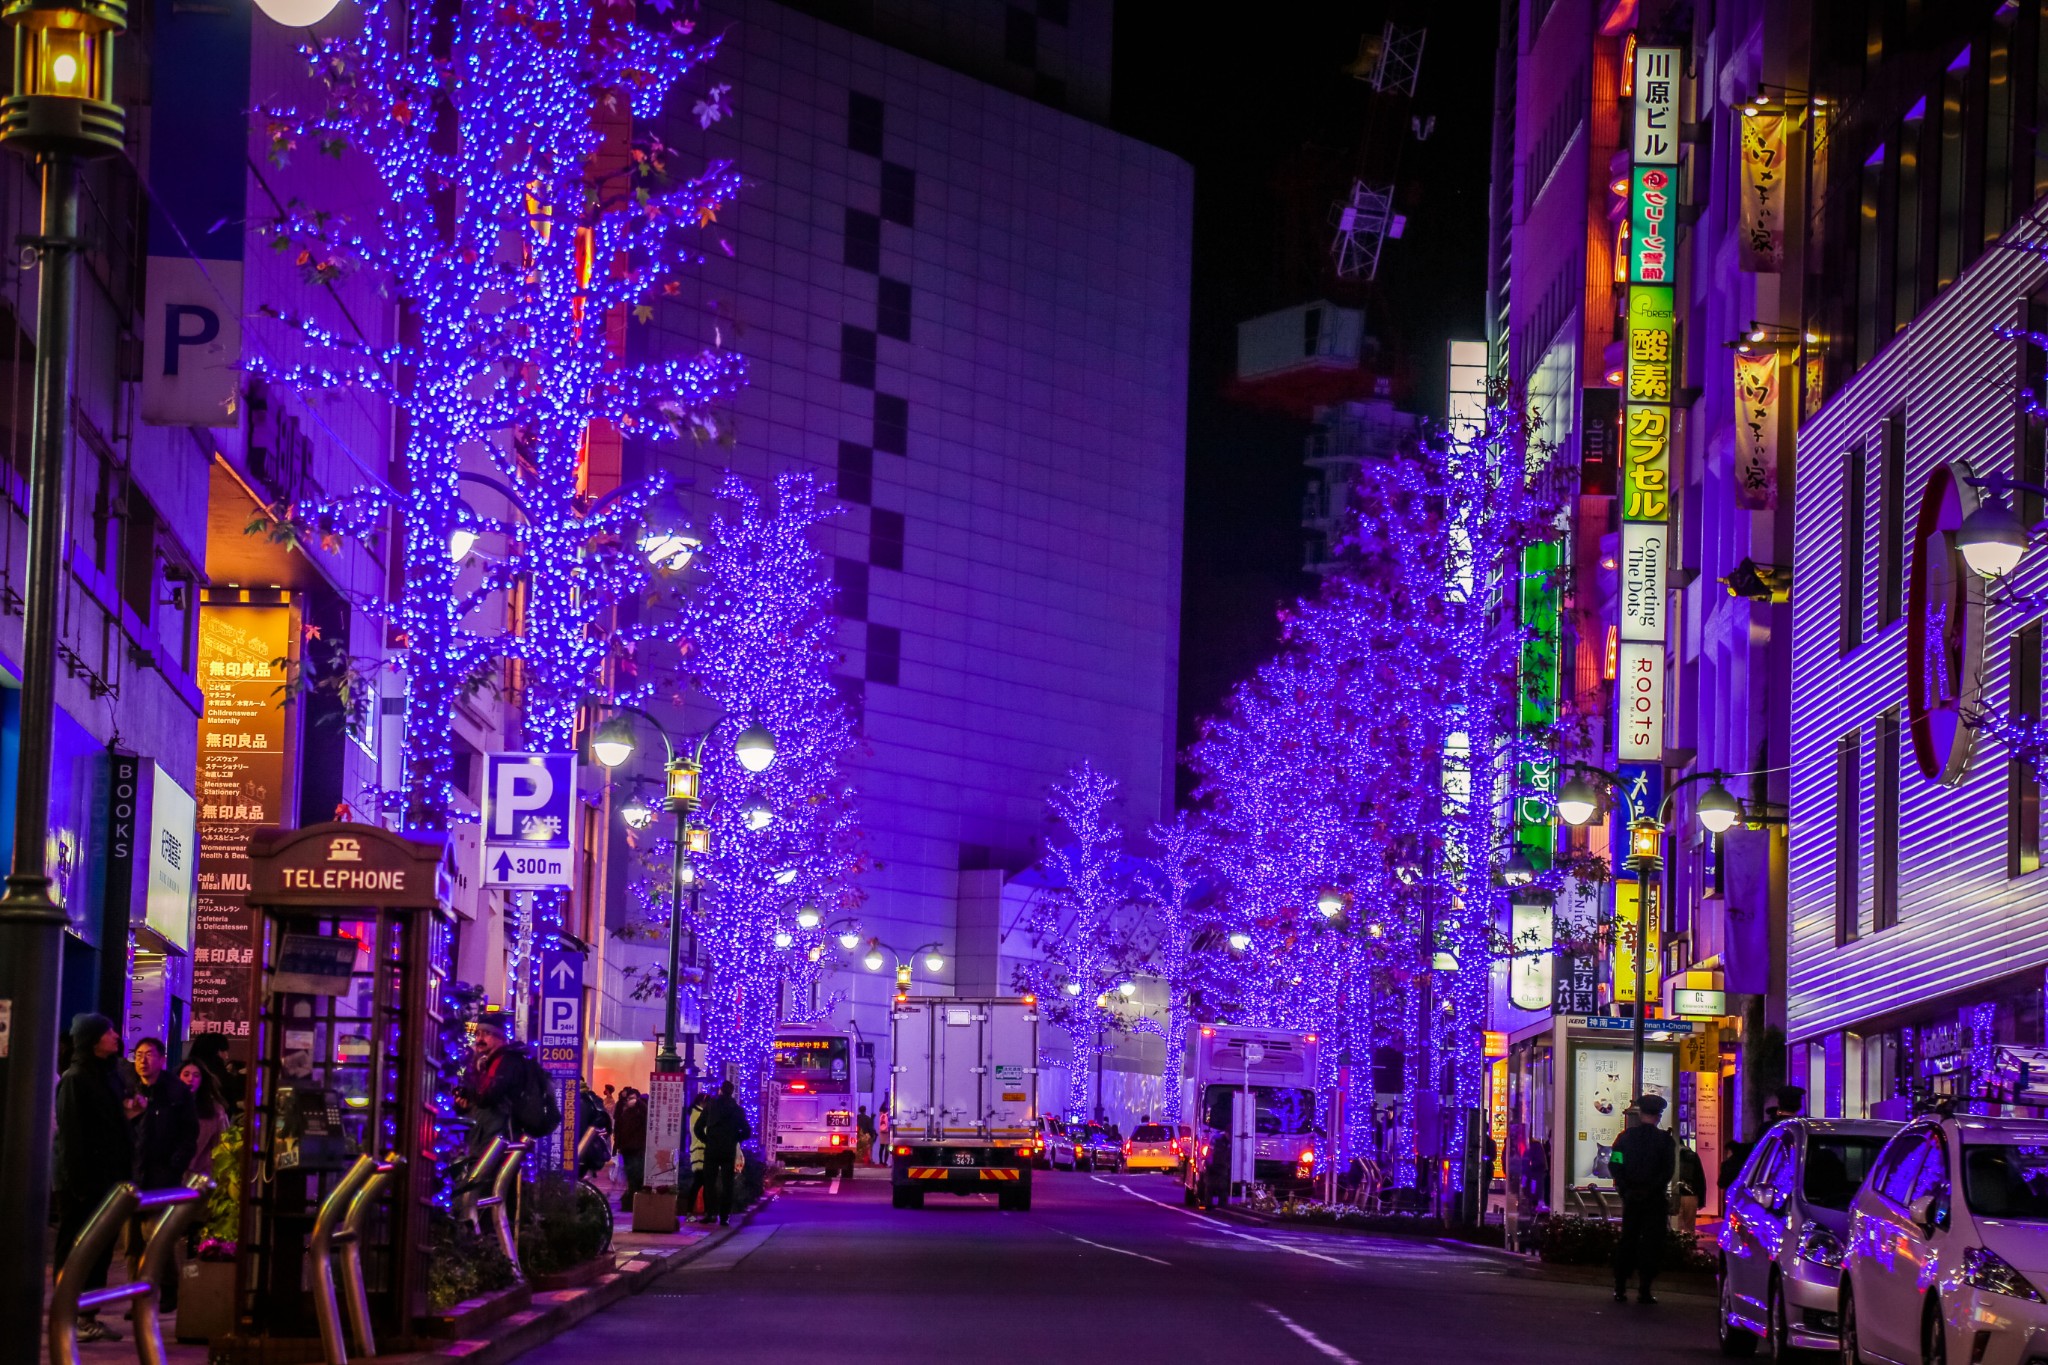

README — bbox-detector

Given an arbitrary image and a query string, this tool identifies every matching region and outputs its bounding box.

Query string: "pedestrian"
[54,1014,132,1343]
[1607,1093,1677,1305]
[1674,1140,1707,1241]
[684,1091,713,1217]
[577,1083,613,1177]
[180,1061,231,1178]
[693,1080,752,1227]
[185,1032,246,1116]
[128,1037,198,1310]
[857,1105,877,1165]
[614,1087,648,1210]
[457,1008,547,1161]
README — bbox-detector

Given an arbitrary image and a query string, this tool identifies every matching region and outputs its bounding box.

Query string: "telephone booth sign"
[228,822,455,1356]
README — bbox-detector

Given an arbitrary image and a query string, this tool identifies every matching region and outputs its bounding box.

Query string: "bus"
[768,1026,859,1177]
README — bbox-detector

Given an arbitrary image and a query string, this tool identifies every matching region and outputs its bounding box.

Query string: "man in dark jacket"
[457,1010,537,1163]
[54,1014,132,1342]
[128,1037,199,1311]
[1608,1093,1678,1304]
[613,1087,648,1210]
[693,1081,752,1227]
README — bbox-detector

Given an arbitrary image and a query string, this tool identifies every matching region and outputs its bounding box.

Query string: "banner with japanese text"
[1612,879,1664,1004]
[1739,112,1786,272]
[1734,349,1781,510]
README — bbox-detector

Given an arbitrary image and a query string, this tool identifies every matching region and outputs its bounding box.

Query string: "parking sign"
[482,752,578,887]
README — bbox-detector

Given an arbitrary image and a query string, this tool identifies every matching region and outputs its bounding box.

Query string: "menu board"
[190,603,294,1058]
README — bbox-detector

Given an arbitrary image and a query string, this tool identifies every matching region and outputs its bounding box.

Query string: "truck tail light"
[894,1144,911,1157]
[1123,1141,1132,1153]
[1298,1148,1315,1166]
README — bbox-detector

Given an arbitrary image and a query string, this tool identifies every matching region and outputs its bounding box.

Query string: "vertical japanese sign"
[192,604,294,1058]
[1616,642,1667,761]
[1612,880,1663,1003]
[536,947,584,1171]
[1515,542,1561,864]
[1734,349,1781,510]
[1740,112,1786,272]
[1633,46,1680,164]
[1630,167,1676,284]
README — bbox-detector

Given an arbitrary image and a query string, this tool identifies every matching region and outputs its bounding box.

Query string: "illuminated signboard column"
[191,597,297,1059]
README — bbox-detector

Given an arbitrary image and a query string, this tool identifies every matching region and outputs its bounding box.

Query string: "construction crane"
[1330,20,1428,282]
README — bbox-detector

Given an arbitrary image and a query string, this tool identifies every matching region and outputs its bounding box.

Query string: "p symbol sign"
[491,764,554,838]
[543,997,579,1038]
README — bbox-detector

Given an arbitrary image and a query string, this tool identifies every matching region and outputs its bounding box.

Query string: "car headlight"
[1960,1246,2047,1303]
[1795,1220,1845,1270]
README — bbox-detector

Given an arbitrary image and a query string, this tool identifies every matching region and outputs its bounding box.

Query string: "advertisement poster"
[1734,350,1781,510]
[1573,1045,1675,1185]
[1740,112,1787,272]
[191,602,294,1058]
[648,1072,688,1186]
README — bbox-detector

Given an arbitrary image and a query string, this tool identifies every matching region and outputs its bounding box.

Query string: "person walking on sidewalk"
[54,1014,132,1343]
[614,1087,648,1210]
[683,1091,712,1220]
[857,1106,876,1166]
[1607,1093,1677,1305]
[129,1037,198,1312]
[694,1081,752,1227]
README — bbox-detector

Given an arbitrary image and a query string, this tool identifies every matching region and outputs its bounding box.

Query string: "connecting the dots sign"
[482,752,578,887]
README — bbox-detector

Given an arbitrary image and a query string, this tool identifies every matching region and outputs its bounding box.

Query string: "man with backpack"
[693,1080,752,1227]
[458,1008,559,1166]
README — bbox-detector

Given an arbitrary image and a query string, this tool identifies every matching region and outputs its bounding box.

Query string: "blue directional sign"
[482,752,577,887]
[535,946,584,1172]
[1616,762,1664,826]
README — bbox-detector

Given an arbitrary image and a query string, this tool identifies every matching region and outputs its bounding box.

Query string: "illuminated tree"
[252,0,744,830]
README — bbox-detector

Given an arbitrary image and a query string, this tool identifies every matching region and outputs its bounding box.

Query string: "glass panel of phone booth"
[248,908,407,1337]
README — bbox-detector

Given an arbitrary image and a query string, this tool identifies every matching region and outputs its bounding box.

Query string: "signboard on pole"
[536,946,583,1172]
[648,1072,688,1188]
[482,752,578,887]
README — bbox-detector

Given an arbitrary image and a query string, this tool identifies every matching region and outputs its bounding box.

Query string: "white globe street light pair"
[1555,773,1742,835]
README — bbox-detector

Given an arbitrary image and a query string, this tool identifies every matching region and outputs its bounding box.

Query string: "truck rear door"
[986,1001,1037,1142]
[892,1003,938,1141]
[934,1001,984,1138]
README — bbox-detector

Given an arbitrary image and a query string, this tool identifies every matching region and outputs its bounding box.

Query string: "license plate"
[952,1152,975,1167]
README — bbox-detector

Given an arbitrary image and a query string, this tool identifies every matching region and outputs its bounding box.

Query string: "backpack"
[510,1055,563,1138]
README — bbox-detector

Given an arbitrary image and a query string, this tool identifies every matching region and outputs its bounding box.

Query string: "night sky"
[1111,1,1501,797]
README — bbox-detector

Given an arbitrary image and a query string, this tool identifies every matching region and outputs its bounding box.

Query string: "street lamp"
[595,705,776,1079]
[1498,850,1539,886]
[1556,761,1750,1095]
[795,903,822,931]
[0,0,126,1340]
[740,792,775,831]
[449,527,480,563]
[735,723,777,773]
[1227,931,1252,952]
[1315,887,1347,919]
[862,947,885,972]
[1959,493,2031,579]
[772,929,794,949]
[1116,980,1138,998]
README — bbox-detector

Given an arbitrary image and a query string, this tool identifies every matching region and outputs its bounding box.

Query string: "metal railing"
[308,1152,403,1365]
[471,1138,531,1279]
[48,1174,213,1365]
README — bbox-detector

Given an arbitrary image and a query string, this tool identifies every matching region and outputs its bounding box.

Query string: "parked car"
[1029,1115,1060,1169]
[1123,1122,1181,1173]
[1049,1120,1119,1171]
[1839,1113,2048,1365]
[1086,1125,1125,1173]
[1715,1117,1896,1357]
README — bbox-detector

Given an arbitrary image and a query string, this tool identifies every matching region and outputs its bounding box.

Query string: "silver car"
[1717,1117,1898,1357]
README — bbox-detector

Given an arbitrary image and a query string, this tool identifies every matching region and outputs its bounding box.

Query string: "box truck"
[887,995,1038,1210]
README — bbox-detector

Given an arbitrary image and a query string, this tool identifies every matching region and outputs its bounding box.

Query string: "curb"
[395,1194,777,1365]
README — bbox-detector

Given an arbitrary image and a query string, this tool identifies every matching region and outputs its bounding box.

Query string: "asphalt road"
[522,1167,1725,1363]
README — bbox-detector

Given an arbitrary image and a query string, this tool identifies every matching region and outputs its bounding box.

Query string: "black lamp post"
[0,0,125,1343]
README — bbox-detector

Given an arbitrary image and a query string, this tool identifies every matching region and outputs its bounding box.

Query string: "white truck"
[768,1027,859,1177]
[1181,1022,1321,1208]
[887,995,1039,1211]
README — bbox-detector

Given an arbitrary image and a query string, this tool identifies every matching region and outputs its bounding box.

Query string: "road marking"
[1049,1227,1173,1267]
[1096,1177,1353,1269]
[1258,1304,1362,1365]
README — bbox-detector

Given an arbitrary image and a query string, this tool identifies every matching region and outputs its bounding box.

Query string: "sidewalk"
[39,1195,739,1365]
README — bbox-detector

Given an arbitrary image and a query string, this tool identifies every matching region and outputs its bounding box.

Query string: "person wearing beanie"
[1606,1092,1677,1305]
[54,1013,133,1342]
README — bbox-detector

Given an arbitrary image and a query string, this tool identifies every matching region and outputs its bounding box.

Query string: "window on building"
[877,276,911,341]
[1837,730,1862,944]
[1894,100,1925,334]
[1880,412,1907,626]
[1986,27,2014,245]
[874,392,908,455]
[866,623,901,686]
[844,208,881,273]
[2013,623,2043,877]
[1842,443,1867,653]
[119,484,160,626]
[869,507,904,571]
[840,325,877,388]
[879,163,916,227]
[1936,52,1970,292]
[848,92,883,157]
[2024,296,2048,527]
[2035,0,2048,206]
[834,557,869,620]
[1856,146,1886,367]
[1004,6,1037,65]
[836,442,872,504]
[1875,708,1901,930]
